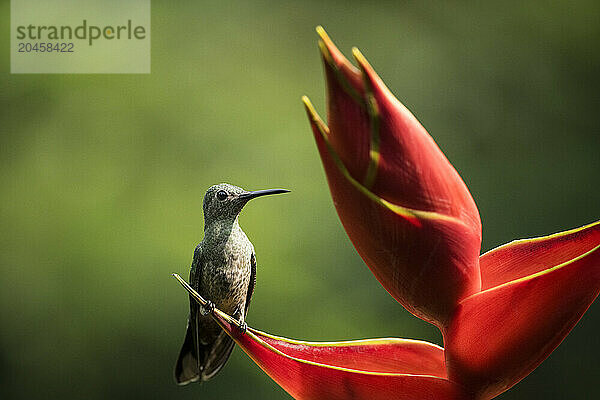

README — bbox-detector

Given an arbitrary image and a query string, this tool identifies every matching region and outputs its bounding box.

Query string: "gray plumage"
[174,183,288,384]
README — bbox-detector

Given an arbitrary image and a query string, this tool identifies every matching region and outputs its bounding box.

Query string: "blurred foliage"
[0,1,598,399]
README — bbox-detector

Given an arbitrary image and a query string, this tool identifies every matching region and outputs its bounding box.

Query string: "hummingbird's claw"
[239,320,248,334]
[201,300,215,316]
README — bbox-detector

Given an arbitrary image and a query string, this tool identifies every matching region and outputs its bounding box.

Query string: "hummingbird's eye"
[216,190,228,201]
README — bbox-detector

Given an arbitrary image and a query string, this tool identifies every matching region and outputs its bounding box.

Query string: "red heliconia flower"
[303,27,600,399]
[173,27,599,400]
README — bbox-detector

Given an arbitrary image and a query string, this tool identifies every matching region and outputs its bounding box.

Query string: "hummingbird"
[174,183,289,384]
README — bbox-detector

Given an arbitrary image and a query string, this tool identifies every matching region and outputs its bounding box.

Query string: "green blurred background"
[1,1,598,399]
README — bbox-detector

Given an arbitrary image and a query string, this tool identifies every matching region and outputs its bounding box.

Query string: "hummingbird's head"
[203,183,289,222]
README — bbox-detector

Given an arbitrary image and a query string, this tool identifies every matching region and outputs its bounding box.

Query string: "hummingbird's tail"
[174,321,236,384]
[199,331,235,381]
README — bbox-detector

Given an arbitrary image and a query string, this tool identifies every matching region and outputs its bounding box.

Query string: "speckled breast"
[201,229,253,317]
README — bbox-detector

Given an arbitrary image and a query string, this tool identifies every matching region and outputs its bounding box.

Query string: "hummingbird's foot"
[239,320,248,334]
[200,300,215,316]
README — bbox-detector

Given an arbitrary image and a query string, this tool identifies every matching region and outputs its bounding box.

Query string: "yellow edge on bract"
[352,47,381,190]
[250,327,444,350]
[172,273,450,379]
[316,26,364,104]
[316,26,382,189]
[302,95,463,226]
[462,242,600,303]
[481,219,600,258]
[241,327,450,379]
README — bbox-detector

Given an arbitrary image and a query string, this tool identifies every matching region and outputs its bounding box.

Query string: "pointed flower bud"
[304,27,482,327]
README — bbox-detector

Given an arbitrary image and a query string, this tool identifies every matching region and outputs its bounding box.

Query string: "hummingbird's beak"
[239,188,290,200]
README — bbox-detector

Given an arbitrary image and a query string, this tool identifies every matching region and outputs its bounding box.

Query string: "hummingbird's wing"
[244,252,257,315]
[189,244,202,367]
[175,243,237,383]
[174,320,200,384]
[174,244,203,385]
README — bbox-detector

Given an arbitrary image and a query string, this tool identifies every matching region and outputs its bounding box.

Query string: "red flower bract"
[173,274,471,400]
[305,27,482,327]
[445,222,600,399]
